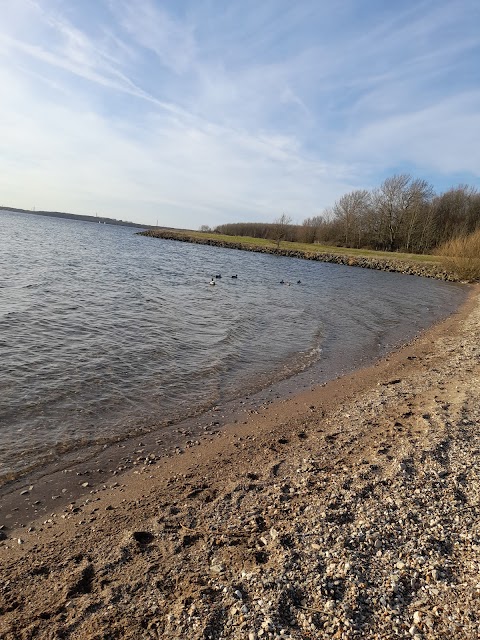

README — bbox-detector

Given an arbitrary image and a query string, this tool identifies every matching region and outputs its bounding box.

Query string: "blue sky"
[1,0,479,228]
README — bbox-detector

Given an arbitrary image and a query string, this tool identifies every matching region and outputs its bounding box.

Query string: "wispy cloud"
[346,91,480,175]
[0,0,479,227]
[0,2,186,117]
[107,0,196,74]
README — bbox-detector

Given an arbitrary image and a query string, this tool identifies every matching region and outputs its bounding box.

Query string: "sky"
[0,0,479,229]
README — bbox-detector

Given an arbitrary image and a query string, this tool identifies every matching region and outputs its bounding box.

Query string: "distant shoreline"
[0,205,152,230]
[140,228,460,282]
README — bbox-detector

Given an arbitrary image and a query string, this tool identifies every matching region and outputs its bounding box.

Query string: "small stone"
[210,564,224,574]
[81,482,90,488]
[413,611,422,625]
[396,561,406,570]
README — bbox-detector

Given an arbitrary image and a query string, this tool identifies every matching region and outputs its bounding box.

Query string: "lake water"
[0,210,467,484]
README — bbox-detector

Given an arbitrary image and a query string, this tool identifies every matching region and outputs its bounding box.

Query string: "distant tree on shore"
[430,186,480,245]
[213,177,480,254]
[272,213,293,247]
[370,175,434,252]
[332,189,372,248]
[300,215,326,243]
[215,220,298,244]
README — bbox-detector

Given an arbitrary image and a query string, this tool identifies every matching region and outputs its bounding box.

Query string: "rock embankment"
[140,229,454,281]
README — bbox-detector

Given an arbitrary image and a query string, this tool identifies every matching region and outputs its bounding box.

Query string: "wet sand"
[1,285,479,639]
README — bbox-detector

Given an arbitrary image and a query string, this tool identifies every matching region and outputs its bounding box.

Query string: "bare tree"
[430,185,480,245]
[332,190,371,247]
[398,179,433,252]
[199,224,211,232]
[373,175,433,251]
[300,215,325,243]
[272,213,293,247]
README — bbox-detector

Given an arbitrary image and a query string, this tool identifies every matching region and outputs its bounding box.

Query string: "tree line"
[211,175,480,254]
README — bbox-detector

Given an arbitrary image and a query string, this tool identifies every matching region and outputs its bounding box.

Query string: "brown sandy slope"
[1,287,479,639]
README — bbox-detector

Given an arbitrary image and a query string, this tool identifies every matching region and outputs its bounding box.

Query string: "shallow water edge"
[0,283,473,530]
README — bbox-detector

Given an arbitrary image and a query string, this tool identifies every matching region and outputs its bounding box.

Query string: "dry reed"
[437,228,480,281]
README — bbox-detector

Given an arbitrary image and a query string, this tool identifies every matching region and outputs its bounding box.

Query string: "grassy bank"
[145,228,441,263]
[139,228,458,281]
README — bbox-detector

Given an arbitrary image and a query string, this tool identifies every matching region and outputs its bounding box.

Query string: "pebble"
[210,564,224,574]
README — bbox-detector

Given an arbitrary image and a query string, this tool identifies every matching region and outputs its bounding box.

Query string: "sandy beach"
[1,285,479,639]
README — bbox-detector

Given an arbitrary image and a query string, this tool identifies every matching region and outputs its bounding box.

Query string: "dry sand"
[1,285,479,639]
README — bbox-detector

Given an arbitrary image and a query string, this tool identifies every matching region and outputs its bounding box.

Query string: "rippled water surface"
[0,210,467,482]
